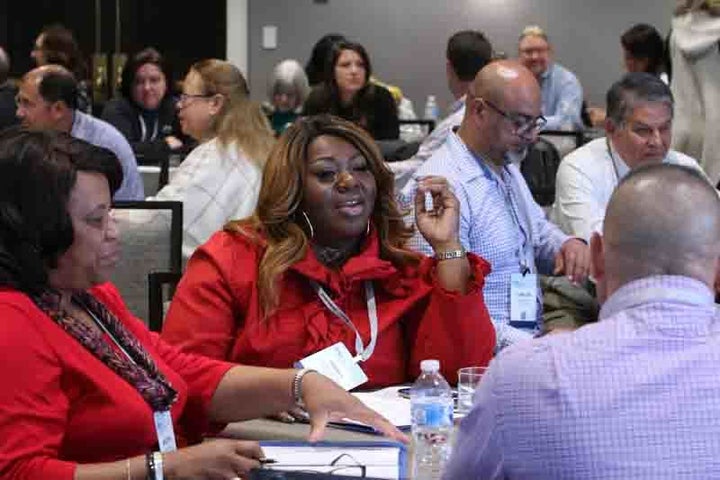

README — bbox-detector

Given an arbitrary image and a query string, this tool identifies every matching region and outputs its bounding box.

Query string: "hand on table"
[163,438,264,479]
[300,372,409,444]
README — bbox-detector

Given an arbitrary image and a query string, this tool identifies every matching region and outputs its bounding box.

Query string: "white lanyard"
[138,115,159,141]
[311,280,378,363]
[500,172,532,274]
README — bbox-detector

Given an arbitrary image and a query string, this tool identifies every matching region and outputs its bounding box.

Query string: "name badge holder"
[82,299,178,452]
[296,281,379,391]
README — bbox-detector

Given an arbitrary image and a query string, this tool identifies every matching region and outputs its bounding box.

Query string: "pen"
[259,458,277,465]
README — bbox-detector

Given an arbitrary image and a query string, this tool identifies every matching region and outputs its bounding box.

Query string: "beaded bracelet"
[145,452,155,480]
[292,368,316,408]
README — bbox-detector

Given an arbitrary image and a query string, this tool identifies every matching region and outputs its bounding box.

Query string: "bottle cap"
[420,359,440,372]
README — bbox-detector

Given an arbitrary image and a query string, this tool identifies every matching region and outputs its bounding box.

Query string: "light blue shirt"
[400,132,568,348]
[413,96,466,163]
[71,111,144,201]
[444,275,720,480]
[539,63,584,131]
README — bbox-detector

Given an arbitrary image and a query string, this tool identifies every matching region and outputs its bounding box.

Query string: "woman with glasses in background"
[102,48,190,161]
[147,59,275,261]
[263,59,310,136]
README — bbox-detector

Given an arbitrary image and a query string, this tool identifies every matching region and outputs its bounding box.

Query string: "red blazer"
[0,283,233,479]
[162,230,495,388]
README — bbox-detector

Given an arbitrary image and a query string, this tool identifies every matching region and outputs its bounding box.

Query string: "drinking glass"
[456,366,487,415]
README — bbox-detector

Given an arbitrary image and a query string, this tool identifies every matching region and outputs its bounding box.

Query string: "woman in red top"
[0,129,402,480]
[162,115,495,388]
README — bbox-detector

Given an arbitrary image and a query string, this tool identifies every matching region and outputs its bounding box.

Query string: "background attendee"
[670,0,720,186]
[262,59,310,135]
[303,40,400,140]
[15,65,143,200]
[621,23,668,81]
[414,30,494,163]
[101,47,188,161]
[0,129,403,479]
[401,61,589,349]
[518,25,584,131]
[552,72,703,242]
[0,46,18,131]
[161,115,496,387]
[305,33,347,87]
[31,24,91,114]
[445,163,720,479]
[150,59,275,260]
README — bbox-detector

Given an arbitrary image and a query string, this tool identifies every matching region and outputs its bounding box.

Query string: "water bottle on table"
[411,359,453,480]
[423,95,440,121]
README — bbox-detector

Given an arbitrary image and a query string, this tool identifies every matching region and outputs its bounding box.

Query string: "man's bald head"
[23,65,78,110]
[470,60,539,106]
[601,164,720,290]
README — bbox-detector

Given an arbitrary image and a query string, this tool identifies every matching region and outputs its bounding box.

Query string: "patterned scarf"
[34,289,177,411]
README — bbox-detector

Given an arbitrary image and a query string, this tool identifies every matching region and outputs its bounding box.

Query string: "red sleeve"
[0,301,76,480]
[149,333,234,439]
[161,232,253,359]
[407,253,496,385]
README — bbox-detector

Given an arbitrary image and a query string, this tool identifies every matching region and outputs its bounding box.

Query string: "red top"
[162,230,496,387]
[0,282,233,479]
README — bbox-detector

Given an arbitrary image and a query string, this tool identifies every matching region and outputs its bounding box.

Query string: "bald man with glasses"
[401,60,589,350]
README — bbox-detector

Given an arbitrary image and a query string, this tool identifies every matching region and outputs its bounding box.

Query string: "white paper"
[261,444,401,479]
[352,386,412,428]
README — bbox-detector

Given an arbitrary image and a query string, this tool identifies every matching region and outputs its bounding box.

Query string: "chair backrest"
[110,201,183,324]
[521,138,562,207]
[147,270,182,332]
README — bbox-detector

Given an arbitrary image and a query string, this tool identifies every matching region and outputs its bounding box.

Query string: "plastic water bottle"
[411,359,453,480]
[424,95,440,121]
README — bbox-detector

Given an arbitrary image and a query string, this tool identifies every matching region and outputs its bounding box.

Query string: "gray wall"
[247,0,673,113]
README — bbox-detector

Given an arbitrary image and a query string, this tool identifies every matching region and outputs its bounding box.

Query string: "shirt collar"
[289,227,396,293]
[539,63,554,82]
[449,95,466,115]
[600,275,715,321]
[608,137,672,180]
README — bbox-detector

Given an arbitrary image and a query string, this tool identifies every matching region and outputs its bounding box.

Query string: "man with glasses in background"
[518,25,584,131]
[401,60,589,349]
[552,73,705,243]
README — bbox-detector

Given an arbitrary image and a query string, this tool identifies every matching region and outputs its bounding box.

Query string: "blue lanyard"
[465,140,531,273]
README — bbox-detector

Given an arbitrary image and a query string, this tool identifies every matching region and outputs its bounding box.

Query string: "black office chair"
[147,270,183,332]
[521,138,562,207]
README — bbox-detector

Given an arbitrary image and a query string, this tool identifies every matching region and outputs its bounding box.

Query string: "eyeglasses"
[480,97,547,136]
[177,93,214,105]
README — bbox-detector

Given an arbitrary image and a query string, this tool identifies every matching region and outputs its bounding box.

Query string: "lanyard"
[500,172,531,274]
[606,138,622,185]
[458,136,532,274]
[77,299,139,366]
[138,115,159,141]
[311,280,378,363]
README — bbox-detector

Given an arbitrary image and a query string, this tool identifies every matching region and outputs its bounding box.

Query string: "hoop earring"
[301,211,315,239]
[366,220,371,236]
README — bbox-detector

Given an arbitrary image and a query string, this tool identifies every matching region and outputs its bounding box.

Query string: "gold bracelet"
[435,247,466,261]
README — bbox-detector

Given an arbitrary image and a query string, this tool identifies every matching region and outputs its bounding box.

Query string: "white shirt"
[551,137,704,242]
[149,138,262,261]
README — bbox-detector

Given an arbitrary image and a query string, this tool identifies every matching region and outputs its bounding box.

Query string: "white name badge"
[510,272,538,326]
[297,342,368,391]
[153,410,177,452]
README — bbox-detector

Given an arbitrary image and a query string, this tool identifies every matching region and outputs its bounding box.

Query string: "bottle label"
[413,402,453,428]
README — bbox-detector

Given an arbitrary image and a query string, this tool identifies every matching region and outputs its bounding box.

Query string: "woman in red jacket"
[162,114,495,388]
[0,129,401,480]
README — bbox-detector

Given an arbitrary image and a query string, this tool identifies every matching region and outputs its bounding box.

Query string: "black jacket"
[101,96,191,161]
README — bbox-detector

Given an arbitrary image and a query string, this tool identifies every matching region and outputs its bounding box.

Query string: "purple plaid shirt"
[444,275,720,479]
